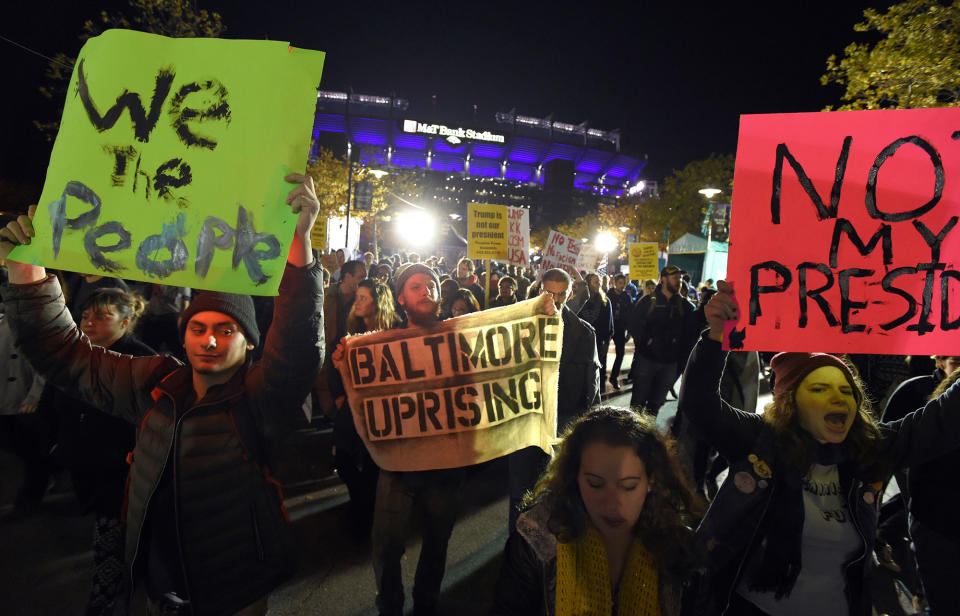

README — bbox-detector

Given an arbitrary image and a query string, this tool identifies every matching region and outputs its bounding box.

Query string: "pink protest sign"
[500,206,530,267]
[725,108,960,354]
[542,230,581,272]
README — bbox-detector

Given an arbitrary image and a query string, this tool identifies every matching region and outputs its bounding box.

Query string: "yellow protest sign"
[467,203,508,260]
[342,297,563,471]
[629,242,659,280]
[310,217,328,251]
[9,29,325,295]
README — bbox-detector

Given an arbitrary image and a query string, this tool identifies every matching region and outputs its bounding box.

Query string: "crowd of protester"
[2,196,960,616]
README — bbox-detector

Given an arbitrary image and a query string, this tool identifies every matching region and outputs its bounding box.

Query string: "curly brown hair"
[763,366,887,479]
[523,406,703,569]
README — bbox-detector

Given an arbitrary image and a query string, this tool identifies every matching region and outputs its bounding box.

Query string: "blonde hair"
[346,279,401,334]
[585,273,607,305]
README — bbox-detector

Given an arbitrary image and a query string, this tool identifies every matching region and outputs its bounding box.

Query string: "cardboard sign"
[495,206,530,267]
[629,242,659,281]
[576,243,602,272]
[326,216,362,254]
[310,217,327,251]
[542,230,582,272]
[725,108,960,354]
[341,297,563,471]
[467,203,508,260]
[9,30,325,295]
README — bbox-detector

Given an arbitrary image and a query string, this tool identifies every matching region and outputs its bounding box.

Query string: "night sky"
[2,0,892,202]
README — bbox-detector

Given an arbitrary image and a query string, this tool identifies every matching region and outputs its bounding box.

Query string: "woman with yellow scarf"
[492,407,704,615]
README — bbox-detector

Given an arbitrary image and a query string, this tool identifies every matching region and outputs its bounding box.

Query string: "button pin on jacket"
[734,471,756,494]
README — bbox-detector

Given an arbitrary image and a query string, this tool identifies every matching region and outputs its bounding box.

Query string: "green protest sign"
[10,29,325,295]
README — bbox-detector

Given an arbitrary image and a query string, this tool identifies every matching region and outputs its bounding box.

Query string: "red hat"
[770,352,860,403]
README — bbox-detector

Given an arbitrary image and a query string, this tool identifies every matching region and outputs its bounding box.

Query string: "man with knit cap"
[361,261,462,616]
[0,173,325,616]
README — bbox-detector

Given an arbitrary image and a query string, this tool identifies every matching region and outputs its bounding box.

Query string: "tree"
[306,146,421,250]
[36,0,226,139]
[646,154,735,244]
[530,154,734,259]
[822,0,960,110]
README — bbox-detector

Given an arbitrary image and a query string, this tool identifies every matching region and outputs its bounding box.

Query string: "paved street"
[0,339,686,616]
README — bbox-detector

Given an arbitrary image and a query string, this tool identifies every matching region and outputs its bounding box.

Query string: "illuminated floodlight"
[395,210,436,247]
[628,180,646,196]
[699,187,722,199]
[449,213,462,220]
[618,226,629,233]
[595,231,617,253]
[368,169,389,179]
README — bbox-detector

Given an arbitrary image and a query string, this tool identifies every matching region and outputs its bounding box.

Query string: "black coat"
[882,370,960,541]
[51,334,155,471]
[557,305,600,428]
[628,288,697,365]
[680,335,960,616]
[492,503,693,616]
[578,294,613,345]
[4,262,325,616]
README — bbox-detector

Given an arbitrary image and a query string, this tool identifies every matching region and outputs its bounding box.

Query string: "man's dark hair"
[542,268,571,286]
[341,260,367,280]
[614,273,626,282]
[457,257,475,273]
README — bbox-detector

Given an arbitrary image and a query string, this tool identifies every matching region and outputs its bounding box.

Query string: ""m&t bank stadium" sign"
[402,119,506,146]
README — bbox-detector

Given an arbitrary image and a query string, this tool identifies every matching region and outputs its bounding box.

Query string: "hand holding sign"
[284,173,320,267]
[1,206,36,256]
[539,291,558,317]
[1,206,47,285]
[284,173,320,238]
[704,280,739,342]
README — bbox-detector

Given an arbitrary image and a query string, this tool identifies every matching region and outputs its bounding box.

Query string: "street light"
[395,210,436,247]
[698,187,722,283]
[595,231,617,253]
[698,187,722,199]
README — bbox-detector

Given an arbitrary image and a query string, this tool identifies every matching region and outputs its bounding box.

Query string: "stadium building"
[311,91,655,228]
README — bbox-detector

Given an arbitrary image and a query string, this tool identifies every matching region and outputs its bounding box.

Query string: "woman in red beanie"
[679,281,960,616]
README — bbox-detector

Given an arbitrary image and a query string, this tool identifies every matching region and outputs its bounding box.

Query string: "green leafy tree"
[36,0,226,139]
[822,0,960,110]
[307,147,421,219]
[646,154,735,244]
[531,154,734,257]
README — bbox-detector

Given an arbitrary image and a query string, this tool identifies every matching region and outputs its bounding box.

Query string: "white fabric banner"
[341,297,563,471]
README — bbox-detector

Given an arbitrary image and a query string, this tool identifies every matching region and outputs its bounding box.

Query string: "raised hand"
[704,280,739,342]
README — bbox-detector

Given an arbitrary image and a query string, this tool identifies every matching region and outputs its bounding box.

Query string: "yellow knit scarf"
[556,524,660,616]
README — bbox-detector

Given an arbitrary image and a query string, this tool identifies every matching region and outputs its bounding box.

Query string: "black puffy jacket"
[4,261,324,616]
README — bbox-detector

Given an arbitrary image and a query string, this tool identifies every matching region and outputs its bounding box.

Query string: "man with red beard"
[369,263,463,616]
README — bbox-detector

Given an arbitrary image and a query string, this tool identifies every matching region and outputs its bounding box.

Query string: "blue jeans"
[629,354,676,416]
[371,468,465,615]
